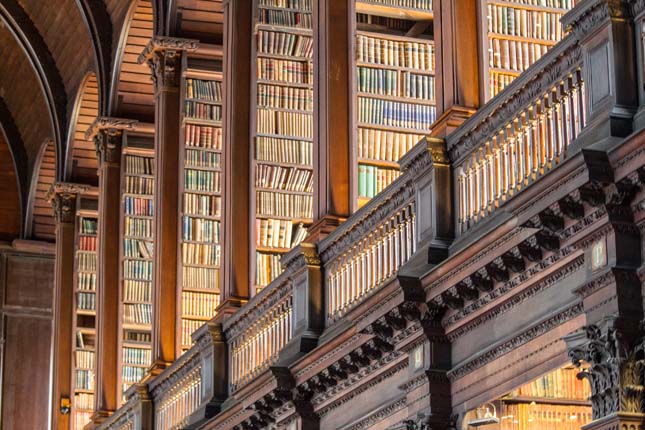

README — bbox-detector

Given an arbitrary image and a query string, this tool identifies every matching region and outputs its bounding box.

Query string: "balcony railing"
[319,162,418,325]
[149,346,202,430]
[448,35,585,235]
[95,384,151,430]
[224,272,293,392]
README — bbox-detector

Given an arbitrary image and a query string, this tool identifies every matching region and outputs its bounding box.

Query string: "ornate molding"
[342,397,407,430]
[138,36,198,89]
[85,117,138,141]
[563,0,630,38]
[47,182,88,224]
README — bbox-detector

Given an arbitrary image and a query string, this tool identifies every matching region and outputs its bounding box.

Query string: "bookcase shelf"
[252,0,314,292]
[178,60,223,353]
[72,197,98,430]
[118,141,155,399]
[352,3,436,208]
[481,0,575,98]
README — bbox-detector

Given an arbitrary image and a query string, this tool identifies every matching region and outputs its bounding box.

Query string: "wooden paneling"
[31,141,56,241]
[69,74,99,184]
[113,0,155,121]
[17,0,92,107]
[0,251,54,430]
[0,26,52,177]
[176,0,223,42]
[0,131,21,240]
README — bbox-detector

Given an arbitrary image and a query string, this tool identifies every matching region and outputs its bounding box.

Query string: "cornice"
[341,396,407,430]
[85,117,139,141]
[137,36,199,64]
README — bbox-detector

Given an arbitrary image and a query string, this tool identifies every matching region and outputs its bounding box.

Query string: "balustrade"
[95,384,151,430]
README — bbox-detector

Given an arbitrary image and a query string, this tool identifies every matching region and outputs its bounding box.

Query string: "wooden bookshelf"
[480,0,576,99]
[352,3,436,208]
[118,137,155,398]
[251,0,315,292]
[72,194,98,430]
[178,57,223,353]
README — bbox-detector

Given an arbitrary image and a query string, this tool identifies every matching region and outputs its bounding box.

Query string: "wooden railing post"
[139,36,198,370]
[564,0,639,148]
[48,183,83,430]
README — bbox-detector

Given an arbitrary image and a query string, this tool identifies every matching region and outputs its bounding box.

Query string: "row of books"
[492,0,574,8]
[123,347,151,366]
[256,252,281,287]
[185,78,222,102]
[182,291,220,318]
[255,164,314,192]
[124,176,154,195]
[256,191,313,219]
[181,319,206,347]
[258,83,313,111]
[185,101,221,122]
[256,136,313,165]
[182,243,221,266]
[75,411,92,429]
[77,273,97,292]
[257,30,313,58]
[358,97,436,129]
[487,5,565,41]
[258,0,312,11]
[124,196,153,217]
[490,71,519,97]
[125,156,154,176]
[182,217,221,243]
[489,37,549,72]
[510,368,591,400]
[358,165,402,198]
[499,403,591,430]
[78,236,97,252]
[124,280,152,303]
[356,14,415,32]
[123,303,152,326]
[357,128,424,162]
[77,292,96,311]
[256,219,307,249]
[357,67,435,101]
[257,58,313,84]
[185,124,222,149]
[183,266,220,290]
[361,0,432,9]
[183,194,221,217]
[124,238,153,259]
[75,350,95,369]
[356,34,434,70]
[186,149,220,169]
[74,392,94,411]
[185,171,221,193]
[124,218,153,238]
[123,260,153,281]
[123,331,151,344]
[77,252,97,272]
[80,218,97,234]
[75,369,94,391]
[259,8,312,29]
[122,365,147,383]
[257,109,313,139]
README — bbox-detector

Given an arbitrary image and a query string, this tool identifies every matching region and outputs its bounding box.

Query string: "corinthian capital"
[47,182,91,224]
[138,36,199,90]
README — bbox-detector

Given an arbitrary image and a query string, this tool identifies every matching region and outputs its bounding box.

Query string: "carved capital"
[138,36,198,90]
[564,0,631,38]
[47,182,91,224]
[568,319,645,420]
[94,128,124,166]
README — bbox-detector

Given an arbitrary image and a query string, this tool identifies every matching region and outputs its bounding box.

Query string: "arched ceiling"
[66,73,99,185]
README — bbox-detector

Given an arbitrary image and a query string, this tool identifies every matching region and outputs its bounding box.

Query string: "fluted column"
[139,36,198,370]
[86,118,132,423]
[48,183,80,430]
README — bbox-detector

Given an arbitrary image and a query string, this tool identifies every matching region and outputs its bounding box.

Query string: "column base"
[583,412,645,430]
[429,106,477,139]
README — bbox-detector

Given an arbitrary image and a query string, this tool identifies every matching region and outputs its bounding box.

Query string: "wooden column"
[48,183,80,430]
[139,37,197,370]
[219,0,252,314]
[309,0,352,238]
[430,0,480,138]
[86,119,132,424]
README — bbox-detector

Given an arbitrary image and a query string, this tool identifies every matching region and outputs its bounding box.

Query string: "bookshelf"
[118,137,154,397]
[252,0,314,291]
[72,195,98,430]
[353,1,436,208]
[481,0,576,99]
[465,366,592,429]
[178,58,224,352]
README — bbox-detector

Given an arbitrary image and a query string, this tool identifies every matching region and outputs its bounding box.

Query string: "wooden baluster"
[513,119,525,189]
[492,140,502,207]
[551,87,563,163]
